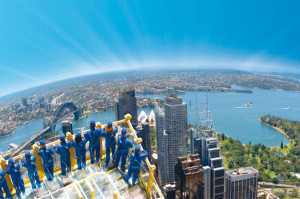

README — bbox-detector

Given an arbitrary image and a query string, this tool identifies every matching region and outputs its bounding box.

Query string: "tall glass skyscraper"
[114,86,138,127]
[155,89,188,185]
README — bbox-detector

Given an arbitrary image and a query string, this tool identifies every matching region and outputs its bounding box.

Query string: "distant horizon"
[0,67,299,100]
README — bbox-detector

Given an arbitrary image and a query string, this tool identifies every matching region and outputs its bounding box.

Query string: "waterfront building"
[155,88,188,185]
[226,167,259,199]
[175,154,204,199]
[114,86,138,127]
[62,120,73,135]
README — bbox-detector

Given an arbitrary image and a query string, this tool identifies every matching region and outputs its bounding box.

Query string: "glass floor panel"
[91,173,109,187]
[107,169,122,182]
[51,189,69,199]
[99,181,115,198]
[79,181,92,198]
[74,169,88,181]
[44,177,62,192]
[127,181,147,199]
[65,186,80,199]
[35,183,50,198]
[114,179,128,192]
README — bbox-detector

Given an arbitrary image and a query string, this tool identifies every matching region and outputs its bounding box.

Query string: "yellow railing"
[0,114,163,198]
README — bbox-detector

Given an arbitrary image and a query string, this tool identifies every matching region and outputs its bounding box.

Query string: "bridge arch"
[53,102,80,124]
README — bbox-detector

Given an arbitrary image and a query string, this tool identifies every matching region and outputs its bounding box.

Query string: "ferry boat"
[245,101,253,107]
[8,143,18,150]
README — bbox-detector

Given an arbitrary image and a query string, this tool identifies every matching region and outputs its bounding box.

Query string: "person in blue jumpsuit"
[102,121,118,164]
[54,134,72,176]
[37,140,55,181]
[0,169,12,199]
[84,121,102,164]
[21,150,41,189]
[72,132,87,170]
[124,145,148,186]
[114,127,135,172]
[6,158,25,197]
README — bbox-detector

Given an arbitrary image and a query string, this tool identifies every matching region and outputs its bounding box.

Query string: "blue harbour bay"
[1,86,299,151]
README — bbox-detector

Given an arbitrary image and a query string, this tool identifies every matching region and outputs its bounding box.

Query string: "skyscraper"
[115,86,138,127]
[190,94,225,199]
[22,97,28,107]
[62,120,73,135]
[136,119,152,162]
[155,88,187,185]
[226,167,259,199]
[155,102,167,185]
[175,154,204,199]
[195,137,225,199]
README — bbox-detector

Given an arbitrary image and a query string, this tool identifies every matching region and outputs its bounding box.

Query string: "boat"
[245,102,253,107]
[8,143,18,150]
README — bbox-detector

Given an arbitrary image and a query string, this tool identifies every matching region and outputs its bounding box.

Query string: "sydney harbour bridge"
[6,102,82,157]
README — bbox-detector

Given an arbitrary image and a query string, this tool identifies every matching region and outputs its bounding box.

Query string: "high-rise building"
[195,137,225,199]
[203,166,211,199]
[115,86,138,127]
[155,102,167,185]
[155,88,187,185]
[162,184,176,199]
[22,97,28,107]
[175,154,204,199]
[226,167,259,199]
[136,119,151,162]
[62,120,73,135]
[151,153,159,181]
[190,128,198,154]
[190,93,225,199]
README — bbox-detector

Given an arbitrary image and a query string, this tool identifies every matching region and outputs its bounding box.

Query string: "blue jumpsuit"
[37,146,55,181]
[0,169,11,199]
[54,140,72,175]
[114,134,135,172]
[124,150,148,184]
[102,126,117,164]
[6,162,25,197]
[85,127,102,164]
[21,155,41,189]
[72,138,87,170]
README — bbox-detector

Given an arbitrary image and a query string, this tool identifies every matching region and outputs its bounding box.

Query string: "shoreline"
[0,130,16,138]
[258,118,291,146]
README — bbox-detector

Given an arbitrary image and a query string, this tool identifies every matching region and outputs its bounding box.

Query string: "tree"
[221,133,225,141]
[281,140,283,149]
[272,177,279,184]
[250,157,258,165]
[228,161,234,169]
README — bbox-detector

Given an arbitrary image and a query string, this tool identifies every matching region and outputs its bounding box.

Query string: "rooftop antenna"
[198,91,215,138]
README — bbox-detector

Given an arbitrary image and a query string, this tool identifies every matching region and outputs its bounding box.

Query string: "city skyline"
[1,1,300,96]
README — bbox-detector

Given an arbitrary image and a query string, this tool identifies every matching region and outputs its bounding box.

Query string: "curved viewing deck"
[0,114,163,199]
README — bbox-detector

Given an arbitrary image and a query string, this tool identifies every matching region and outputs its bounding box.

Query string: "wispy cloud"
[0,65,43,82]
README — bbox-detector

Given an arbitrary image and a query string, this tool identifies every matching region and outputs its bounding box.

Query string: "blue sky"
[0,0,300,97]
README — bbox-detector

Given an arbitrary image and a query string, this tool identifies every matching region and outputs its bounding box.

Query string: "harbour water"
[1,86,299,151]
